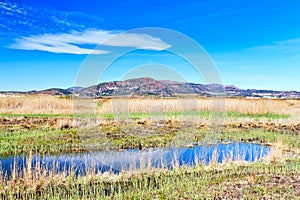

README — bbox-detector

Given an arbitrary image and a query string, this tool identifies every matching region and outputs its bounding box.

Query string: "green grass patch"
[1,122,299,156]
[0,111,290,120]
[219,129,300,149]
[0,128,84,156]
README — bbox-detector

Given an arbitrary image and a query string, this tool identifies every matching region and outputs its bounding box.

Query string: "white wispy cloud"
[9,30,171,54]
[102,33,171,50]
[248,38,300,53]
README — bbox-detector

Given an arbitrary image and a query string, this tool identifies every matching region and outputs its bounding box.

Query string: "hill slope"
[1,77,299,99]
[77,77,300,98]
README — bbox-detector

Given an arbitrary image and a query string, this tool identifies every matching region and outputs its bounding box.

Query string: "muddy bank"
[1,117,300,135]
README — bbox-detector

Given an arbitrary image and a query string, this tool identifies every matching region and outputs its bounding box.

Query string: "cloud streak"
[248,38,300,53]
[0,1,89,34]
[9,30,171,54]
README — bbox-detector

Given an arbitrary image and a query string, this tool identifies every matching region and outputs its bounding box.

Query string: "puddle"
[0,142,271,176]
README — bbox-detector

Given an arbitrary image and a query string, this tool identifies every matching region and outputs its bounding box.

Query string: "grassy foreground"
[0,120,300,199]
[0,157,299,199]
[1,96,300,199]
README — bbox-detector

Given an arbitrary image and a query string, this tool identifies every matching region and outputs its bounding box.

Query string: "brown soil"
[1,117,300,135]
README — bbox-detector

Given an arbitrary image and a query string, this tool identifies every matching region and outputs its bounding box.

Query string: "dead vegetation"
[1,95,299,116]
[98,97,299,115]
[0,95,72,114]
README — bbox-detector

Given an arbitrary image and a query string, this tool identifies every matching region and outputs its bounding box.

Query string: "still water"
[0,142,270,176]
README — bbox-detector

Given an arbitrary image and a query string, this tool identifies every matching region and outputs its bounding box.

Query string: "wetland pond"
[1,142,271,176]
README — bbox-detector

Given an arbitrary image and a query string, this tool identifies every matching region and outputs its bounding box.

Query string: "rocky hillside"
[77,77,300,99]
[0,88,71,96]
[1,77,299,99]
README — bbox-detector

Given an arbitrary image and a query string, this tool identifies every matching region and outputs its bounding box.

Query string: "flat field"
[0,95,299,199]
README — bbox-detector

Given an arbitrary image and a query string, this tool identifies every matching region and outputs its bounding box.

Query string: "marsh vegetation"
[0,95,299,199]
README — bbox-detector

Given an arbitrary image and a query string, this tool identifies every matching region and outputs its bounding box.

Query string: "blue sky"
[0,0,300,91]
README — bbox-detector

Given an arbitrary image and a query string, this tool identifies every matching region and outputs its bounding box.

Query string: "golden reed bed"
[0,95,299,116]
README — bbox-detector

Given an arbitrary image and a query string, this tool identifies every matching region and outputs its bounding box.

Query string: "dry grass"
[0,95,299,117]
[98,97,299,115]
[0,95,73,114]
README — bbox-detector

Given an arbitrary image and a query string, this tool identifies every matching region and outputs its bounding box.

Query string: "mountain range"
[1,77,299,99]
